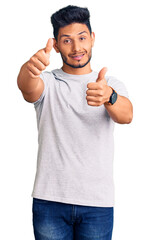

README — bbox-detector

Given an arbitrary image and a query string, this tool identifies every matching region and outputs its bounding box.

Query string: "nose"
[72,40,81,52]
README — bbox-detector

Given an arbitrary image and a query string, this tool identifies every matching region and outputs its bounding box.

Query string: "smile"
[71,54,85,61]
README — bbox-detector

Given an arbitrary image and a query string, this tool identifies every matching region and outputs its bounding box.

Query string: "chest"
[49,79,110,124]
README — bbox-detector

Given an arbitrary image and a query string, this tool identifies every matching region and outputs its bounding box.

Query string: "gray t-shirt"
[31,68,129,207]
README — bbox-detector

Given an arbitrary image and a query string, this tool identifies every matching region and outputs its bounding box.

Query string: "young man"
[17,5,133,240]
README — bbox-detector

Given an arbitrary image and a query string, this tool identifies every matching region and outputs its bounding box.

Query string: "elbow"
[126,112,133,124]
[126,117,132,124]
[114,112,133,124]
[122,102,133,124]
[127,104,133,124]
[123,112,133,124]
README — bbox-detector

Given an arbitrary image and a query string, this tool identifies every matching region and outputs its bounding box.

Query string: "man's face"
[53,23,95,69]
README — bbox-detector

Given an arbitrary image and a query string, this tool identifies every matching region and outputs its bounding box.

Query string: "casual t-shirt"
[30,68,129,207]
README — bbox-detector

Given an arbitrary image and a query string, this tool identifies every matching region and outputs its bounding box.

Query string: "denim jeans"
[32,198,114,240]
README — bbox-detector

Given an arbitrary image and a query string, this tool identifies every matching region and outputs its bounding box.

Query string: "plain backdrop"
[0,0,150,239]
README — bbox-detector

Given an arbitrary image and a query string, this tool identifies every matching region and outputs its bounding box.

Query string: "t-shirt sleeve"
[31,72,47,108]
[106,76,129,99]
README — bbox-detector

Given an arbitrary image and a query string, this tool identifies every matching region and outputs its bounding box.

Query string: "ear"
[53,38,60,53]
[91,32,95,47]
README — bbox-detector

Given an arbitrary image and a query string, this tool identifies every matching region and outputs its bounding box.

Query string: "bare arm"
[104,94,133,124]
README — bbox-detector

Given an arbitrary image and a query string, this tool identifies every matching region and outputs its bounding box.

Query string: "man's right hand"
[17,38,54,102]
[26,38,53,79]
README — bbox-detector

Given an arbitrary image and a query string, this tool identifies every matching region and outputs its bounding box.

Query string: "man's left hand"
[86,67,113,106]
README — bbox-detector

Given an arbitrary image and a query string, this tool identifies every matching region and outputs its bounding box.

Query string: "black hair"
[51,5,92,41]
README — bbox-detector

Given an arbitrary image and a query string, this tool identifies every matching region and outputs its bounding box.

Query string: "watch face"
[110,91,117,104]
[112,93,117,103]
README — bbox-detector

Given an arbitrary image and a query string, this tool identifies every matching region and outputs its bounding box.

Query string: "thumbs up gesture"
[86,67,113,106]
[26,38,53,79]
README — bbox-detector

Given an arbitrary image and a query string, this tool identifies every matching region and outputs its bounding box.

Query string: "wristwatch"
[107,87,118,105]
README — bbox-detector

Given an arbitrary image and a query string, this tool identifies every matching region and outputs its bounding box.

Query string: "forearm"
[17,62,40,94]
[104,95,133,124]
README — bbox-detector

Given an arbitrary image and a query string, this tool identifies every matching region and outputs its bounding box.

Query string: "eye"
[64,39,71,44]
[80,37,86,41]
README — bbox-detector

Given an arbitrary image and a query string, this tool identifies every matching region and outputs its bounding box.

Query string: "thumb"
[96,67,108,82]
[45,38,53,54]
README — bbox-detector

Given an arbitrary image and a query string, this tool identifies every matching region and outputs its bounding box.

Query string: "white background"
[0,0,150,239]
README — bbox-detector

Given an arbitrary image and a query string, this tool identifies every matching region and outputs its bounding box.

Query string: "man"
[17,5,133,240]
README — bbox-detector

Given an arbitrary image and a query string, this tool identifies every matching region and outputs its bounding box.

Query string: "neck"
[62,62,92,75]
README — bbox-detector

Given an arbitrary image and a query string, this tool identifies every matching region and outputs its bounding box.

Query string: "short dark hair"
[51,5,92,41]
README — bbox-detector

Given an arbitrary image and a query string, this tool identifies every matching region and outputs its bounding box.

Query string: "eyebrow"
[60,31,88,39]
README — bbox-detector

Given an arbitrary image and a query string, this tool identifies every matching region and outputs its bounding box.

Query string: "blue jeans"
[32,198,114,240]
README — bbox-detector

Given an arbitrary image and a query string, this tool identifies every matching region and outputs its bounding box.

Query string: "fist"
[26,38,53,79]
[86,67,113,106]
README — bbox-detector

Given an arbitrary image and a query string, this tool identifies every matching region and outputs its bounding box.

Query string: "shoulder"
[40,70,55,79]
[106,75,129,98]
[40,70,56,86]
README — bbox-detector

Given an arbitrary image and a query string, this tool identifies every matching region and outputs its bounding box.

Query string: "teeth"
[72,54,83,58]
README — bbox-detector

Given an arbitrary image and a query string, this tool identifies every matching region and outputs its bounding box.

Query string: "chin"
[67,57,91,69]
